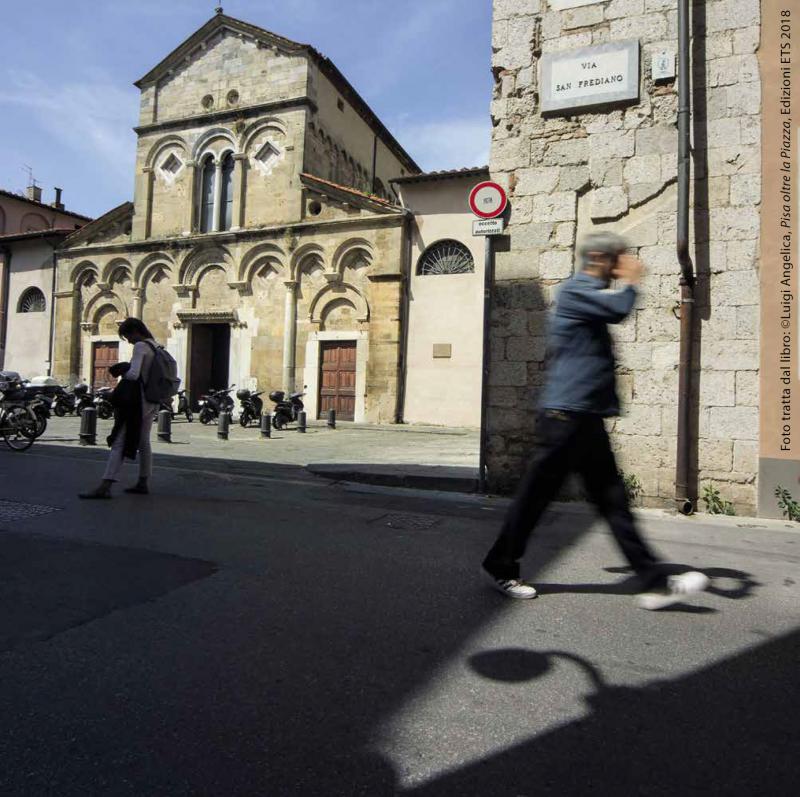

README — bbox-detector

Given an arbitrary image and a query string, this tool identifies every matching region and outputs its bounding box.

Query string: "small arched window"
[417,240,475,276]
[219,152,234,231]
[199,155,216,233]
[18,287,46,313]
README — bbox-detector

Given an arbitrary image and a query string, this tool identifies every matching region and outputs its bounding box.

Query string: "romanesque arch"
[133,251,176,288]
[83,290,128,325]
[240,117,288,152]
[331,238,374,278]
[309,282,370,325]
[192,126,237,161]
[145,134,188,170]
[102,257,133,286]
[238,242,287,284]
[178,244,234,287]
[290,243,326,281]
[71,260,100,288]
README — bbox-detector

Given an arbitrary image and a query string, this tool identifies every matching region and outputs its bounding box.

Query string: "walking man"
[481,232,709,611]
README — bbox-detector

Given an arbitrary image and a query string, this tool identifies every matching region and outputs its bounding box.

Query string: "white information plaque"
[540,40,640,113]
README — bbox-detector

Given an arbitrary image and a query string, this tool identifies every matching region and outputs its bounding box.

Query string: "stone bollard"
[260,413,272,439]
[298,410,307,433]
[327,408,336,429]
[79,406,97,446]
[217,411,230,440]
[157,409,172,443]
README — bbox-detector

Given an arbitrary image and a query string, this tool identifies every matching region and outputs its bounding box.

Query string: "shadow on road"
[0,441,776,796]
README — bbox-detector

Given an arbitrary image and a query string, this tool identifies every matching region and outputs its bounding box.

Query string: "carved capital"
[228,281,252,296]
[284,280,299,291]
[80,322,97,334]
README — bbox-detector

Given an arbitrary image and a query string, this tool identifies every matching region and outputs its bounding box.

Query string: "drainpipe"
[675,0,695,515]
[0,245,10,370]
[47,243,59,376]
[395,211,413,423]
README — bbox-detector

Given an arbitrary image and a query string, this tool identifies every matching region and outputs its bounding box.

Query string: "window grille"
[417,240,475,275]
[18,287,46,313]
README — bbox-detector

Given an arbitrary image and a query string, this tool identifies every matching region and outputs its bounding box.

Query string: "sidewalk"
[39,415,480,492]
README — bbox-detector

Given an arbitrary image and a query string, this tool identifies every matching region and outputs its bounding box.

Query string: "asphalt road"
[1,441,798,795]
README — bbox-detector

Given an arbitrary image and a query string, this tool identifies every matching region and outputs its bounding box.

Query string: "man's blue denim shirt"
[539,271,637,417]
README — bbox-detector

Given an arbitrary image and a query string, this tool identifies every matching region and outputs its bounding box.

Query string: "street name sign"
[540,40,640,113]
[469,181,507,219]
[473,218,505,236]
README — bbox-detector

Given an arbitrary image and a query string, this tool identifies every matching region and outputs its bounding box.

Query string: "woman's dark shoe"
[124,484,149,495]
[78,488,112,500]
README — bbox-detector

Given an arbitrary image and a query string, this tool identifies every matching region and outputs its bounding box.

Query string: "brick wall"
[489,0,761,513]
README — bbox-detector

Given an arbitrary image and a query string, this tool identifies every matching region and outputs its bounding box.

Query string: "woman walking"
[79,318,162,499]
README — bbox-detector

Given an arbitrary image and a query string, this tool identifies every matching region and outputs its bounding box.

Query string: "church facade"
[53,11,484,425]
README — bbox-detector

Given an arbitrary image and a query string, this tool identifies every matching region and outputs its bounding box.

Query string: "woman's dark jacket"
[106,362,142,460]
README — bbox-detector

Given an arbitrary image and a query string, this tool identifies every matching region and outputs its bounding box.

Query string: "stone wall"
[489,0,761,513]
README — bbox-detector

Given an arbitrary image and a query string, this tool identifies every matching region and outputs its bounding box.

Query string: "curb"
[305,464,479,493]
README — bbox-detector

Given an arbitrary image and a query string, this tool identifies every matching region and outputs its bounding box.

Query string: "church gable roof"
[60,202,134,249]
[134,12,420,174]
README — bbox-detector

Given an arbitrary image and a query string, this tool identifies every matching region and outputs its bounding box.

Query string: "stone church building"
[53,11,486,426]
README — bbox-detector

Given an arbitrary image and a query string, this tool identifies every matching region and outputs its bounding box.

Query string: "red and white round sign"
[468,181,508,219]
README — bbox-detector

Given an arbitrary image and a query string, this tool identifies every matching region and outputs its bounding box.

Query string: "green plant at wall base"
[701,483,736,516]
[619,471,643,506]
[774,486,800,522]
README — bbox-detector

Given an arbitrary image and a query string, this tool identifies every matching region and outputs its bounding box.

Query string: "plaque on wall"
[540,40,640,113]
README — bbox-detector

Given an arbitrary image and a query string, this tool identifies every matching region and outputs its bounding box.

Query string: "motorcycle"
[51,385,77,416]
[198,385,235,425]
[94,387,114,420]
[237,389,264,428]
[75,384,95,415]
[52,383,90,416]
[268,390,305,430]
[25,392,51,438]
[161,389,193,423]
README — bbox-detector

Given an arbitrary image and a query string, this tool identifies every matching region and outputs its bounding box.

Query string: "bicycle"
[0,380,39,451]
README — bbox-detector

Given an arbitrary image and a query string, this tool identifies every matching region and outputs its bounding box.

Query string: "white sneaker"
[481,567,538,600]
[636,571,710,611]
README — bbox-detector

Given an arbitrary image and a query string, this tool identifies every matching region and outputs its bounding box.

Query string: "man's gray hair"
[578,231,629,269]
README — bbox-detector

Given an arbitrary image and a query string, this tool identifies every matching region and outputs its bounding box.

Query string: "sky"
[0,0,493,219]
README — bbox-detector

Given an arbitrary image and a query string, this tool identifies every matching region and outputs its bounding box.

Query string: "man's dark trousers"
[483,410,666,590]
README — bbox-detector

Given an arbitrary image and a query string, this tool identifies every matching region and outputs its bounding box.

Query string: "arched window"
[417,240,475,276]
[18,287,46,313]
[199,155,216,233]
[219,152,234,231]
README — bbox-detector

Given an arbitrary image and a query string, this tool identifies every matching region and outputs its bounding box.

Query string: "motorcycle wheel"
[6,407,39,443]
[34,413,47,438]
[185,410,194,423]
[98,404,113,420]
[239,411,251,428]
[199,407,214,425]
[53,404,66,417]
[272,412,290,431]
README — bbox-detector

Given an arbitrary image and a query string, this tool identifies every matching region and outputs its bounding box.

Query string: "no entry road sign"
[469,181,508,219]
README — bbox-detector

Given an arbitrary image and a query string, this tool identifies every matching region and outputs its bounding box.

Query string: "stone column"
[143,167,154,239]
[231,153,248,231]
[282,280,298,394]
[211,159,223,233]
[131,287,143,319]
[184,160,196,235]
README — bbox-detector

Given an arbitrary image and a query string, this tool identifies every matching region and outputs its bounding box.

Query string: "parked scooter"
[26,393,51,438]
[75,384,95,414]
[52,383,91,416]
[237,389,264,428]
[94,387,114,420]
[268,390,305,430]
[51,385,78,416]
[161,389,193,423]
[198,385,235,425]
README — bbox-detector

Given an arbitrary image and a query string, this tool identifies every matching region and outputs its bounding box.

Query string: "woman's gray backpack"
[143,341,181,404]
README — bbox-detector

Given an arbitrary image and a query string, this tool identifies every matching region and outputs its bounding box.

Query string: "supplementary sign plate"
[540,40,640,113]
[473,218,505,236]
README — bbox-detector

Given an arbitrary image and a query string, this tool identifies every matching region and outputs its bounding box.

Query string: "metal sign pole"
[478,234,494,494]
